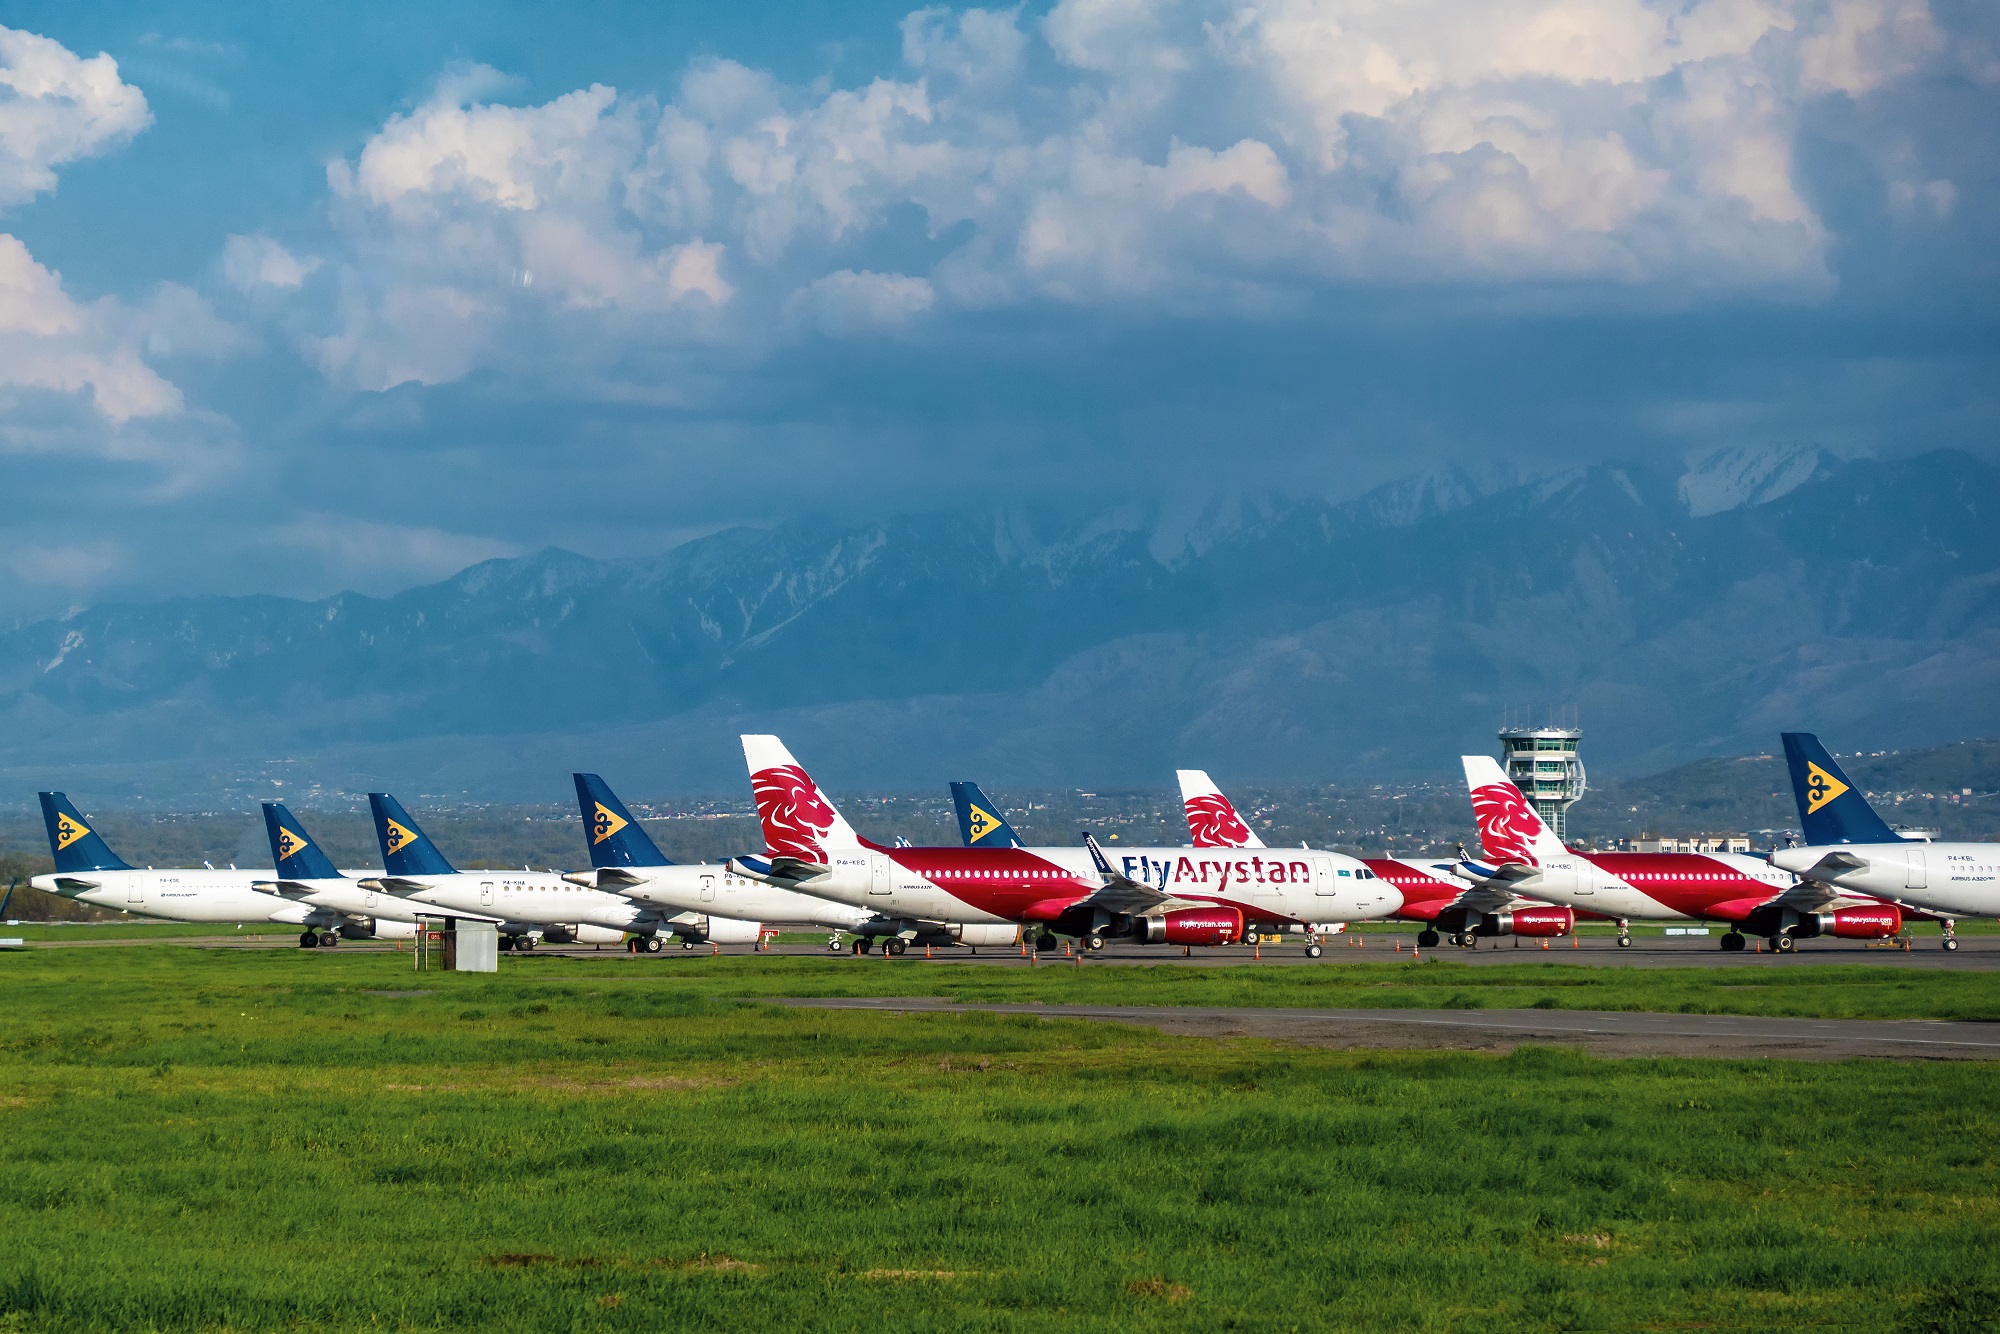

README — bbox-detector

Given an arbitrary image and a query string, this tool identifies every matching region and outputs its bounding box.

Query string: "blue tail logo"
[1781,733,1900,845]
[368,794,457,877]
[573,774,671,868]
[950,782,1023,849]
[262,803,342,880]
[39,792,133,874]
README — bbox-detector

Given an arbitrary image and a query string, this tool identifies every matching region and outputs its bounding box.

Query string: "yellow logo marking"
[276,828,309,862]
[966,804,1002,842]
[1805,762,1850,814]
[54,813,91,850]
[383,818,420,856]
[592,802,629,844]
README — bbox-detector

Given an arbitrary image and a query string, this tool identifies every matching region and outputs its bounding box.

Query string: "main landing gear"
[1417,929,1441,949]
[1616,919,1632,948]
[643,935,665,954]
[851,937,871,954]
[1034,932,1058,953]
[298,929,340,948]
[1720,932,1746,952]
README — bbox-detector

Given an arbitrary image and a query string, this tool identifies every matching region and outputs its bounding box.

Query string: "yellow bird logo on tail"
[1804,762,1850,814]
[54,814,91,850]
[383,819,419,855]
[276,829,309,861]
[592,802,629,844]
[965,804,1001,842]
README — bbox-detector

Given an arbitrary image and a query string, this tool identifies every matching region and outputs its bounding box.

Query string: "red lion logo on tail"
[752,765,837,861]
[1470,783,1542,866]
[1185,794,1252,848]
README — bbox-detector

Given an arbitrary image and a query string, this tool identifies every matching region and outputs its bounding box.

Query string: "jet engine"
[1473,906,1575,937]
[691,917,763,945]
[951,924,1021,947]
[541,923,626,945]
[1798,905,1902,939]
[338,918,419,940]
[1132,907,1244,946]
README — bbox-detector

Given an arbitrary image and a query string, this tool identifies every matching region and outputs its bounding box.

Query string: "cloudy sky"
[1,0,1994,620]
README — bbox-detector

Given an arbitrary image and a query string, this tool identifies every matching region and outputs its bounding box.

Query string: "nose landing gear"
[1616,919,1631,948]
[1943,920,1959,951]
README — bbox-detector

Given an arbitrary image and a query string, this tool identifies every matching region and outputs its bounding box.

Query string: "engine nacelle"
[541,923,626,945]
[338,918,418,940]
[1133,907,1244,946]
[1800,905,1902,939]
[692,916,763,945]
[1474,906,1575,938]
[951,923,1021,947]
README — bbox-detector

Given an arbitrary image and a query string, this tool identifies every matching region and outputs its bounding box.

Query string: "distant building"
[1499,723,1585,840]
[1626,833,1752,855]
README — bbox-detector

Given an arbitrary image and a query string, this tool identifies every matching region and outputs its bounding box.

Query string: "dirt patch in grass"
[1126,1278,1193,1302]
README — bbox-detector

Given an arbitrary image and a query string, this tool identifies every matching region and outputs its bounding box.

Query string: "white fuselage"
[756,845,1402,927]
[34,867,308,924]
[1772,843,2000,918]
[1472,850,1801,921]
[386,870,687,935]
[603,864,874,930]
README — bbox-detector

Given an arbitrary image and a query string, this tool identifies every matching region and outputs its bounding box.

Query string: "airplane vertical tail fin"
[950,782,1023,848]
[574,774,673,868]
[1176,770,1265,848]
[367,793,457,877]
[1781,733,1902,846]
[262,803,344,881]
[740,735,863,863]
[1461,755,1567,866]
[38,793,133,873]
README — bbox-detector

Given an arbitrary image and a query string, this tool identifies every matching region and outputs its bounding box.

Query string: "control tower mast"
[1498,711,1586,842]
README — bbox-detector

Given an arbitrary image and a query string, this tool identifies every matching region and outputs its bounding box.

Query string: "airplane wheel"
[1458,931,1477,948]
[1773,935,1795,953]
[1943,937,1960,952]
[827,936,844,953]
[682,940,697,951]
[516,936,533,952]
[886,939,907,956]
[299,930,318,949]
[1417,930,1440,949]
[1617,936,1632,948]
[1035,933,1057,953]
[1719,933,1744,952]
[643,936,665,954]
[1085,934,1105,952]
[319,933,339,947]
[1304,943,1323,959]
[854,938,872,954]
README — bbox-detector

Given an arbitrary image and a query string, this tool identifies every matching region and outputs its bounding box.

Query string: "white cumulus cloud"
[0,25,151,206]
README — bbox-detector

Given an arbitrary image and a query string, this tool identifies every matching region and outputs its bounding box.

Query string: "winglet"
[951,781,1023,848]
[368,793,457,877]
[1781,734,1902,846]
[38,792,133,874]
[574,774,673,869]
[1083,831,1115,879]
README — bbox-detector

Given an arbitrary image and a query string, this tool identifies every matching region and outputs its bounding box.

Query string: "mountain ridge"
[3,449,1996,804]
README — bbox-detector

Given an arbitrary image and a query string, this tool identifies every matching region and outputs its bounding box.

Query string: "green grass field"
[0,948,1995,1331]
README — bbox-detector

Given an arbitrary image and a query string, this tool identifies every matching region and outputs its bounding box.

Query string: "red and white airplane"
[727,737,1401,955]
[1456,755,1901,952]
[1176,769,1575,948]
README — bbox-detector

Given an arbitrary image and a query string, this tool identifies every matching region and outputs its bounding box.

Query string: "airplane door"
[870,853,892,896]
[1311,857,1337,895]
[480,881,494,906]
[128,876,145,904]
[1905,851,1927,890]
[700,873,715,903]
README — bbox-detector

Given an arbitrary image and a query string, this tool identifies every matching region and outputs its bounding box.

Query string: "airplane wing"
[1791,850,1869,881]
[564,867,647,889]
[1079,832,1191,914]
[727,854,832,886]
[356,876,440,896]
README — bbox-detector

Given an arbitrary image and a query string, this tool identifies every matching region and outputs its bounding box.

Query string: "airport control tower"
[1499,719,1586,841]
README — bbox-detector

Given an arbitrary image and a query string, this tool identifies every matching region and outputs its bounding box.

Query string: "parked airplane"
[31,791,293,926]
[1173,769,1574,948]
[361,792,748,952]
[564,772,974,954]
[257,802,433,946]
[728,737,1399,955]
[1457,755,1901,952]
[1770,733,1995,950]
